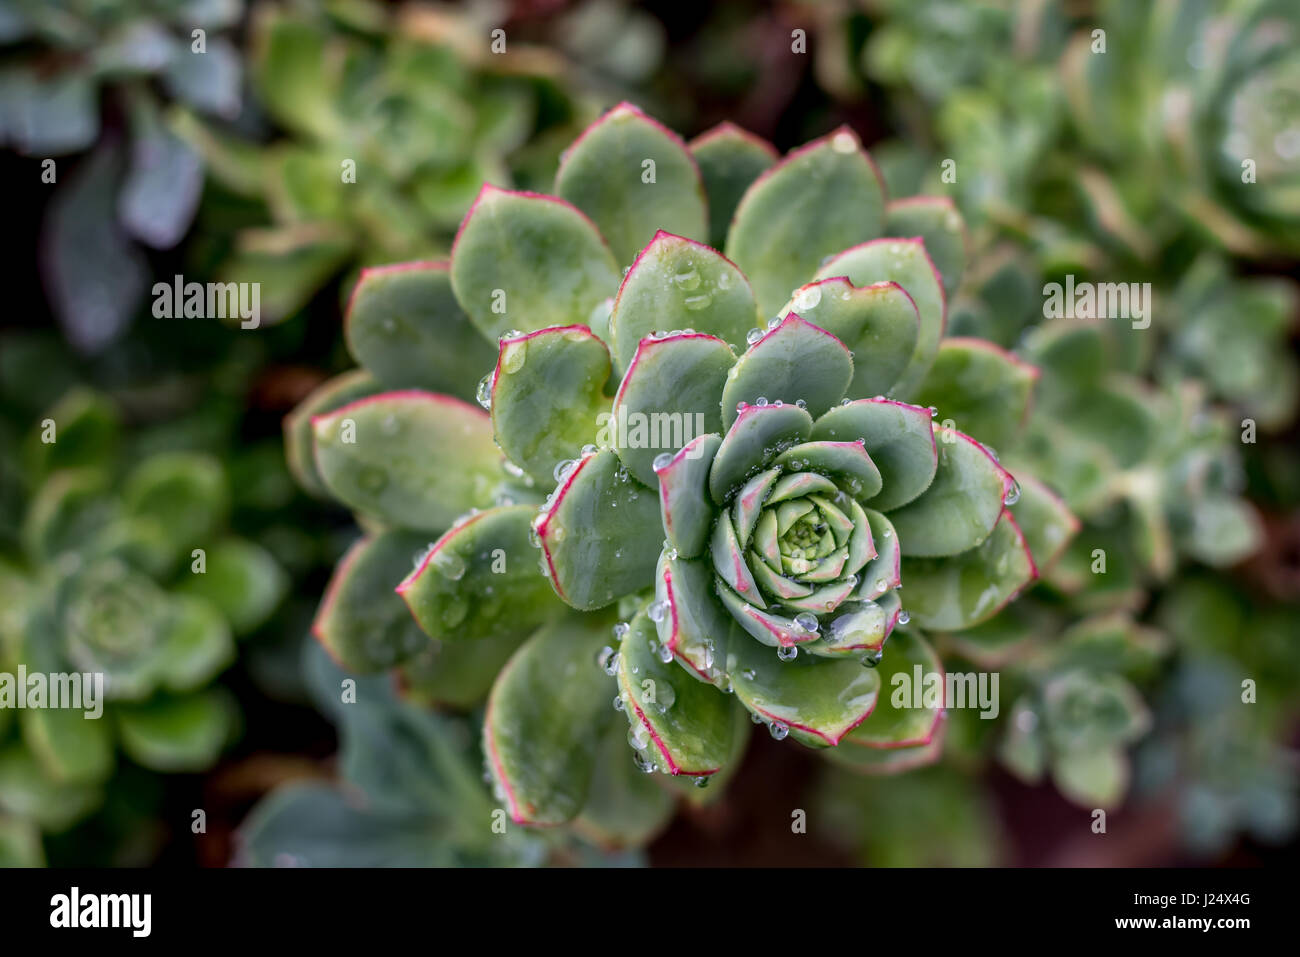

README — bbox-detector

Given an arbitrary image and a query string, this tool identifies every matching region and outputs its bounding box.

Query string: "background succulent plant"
[0,384,287,864]
[0,0,245,351]
[285,102,1079,840]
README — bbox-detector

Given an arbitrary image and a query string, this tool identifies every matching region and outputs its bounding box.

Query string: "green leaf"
[312,391,499,531]
[0,744,103,833]
[773,441,882,502]
[450,185,620,341]
[398,505,563,642]
[655,435,723,560]
[283,369,381,499]
[21,469,116,563]
[689,122,778,250]
[155,594,236,692]
[483,613,615,825]
[0,816,43,867]
[812,399,938,511]
[708,403,814,505]
[555,103,708,265]
[1051,748,1128,809]
[24,387,120,482]
[814,237,945,398]
[491,325,612,486]
[653,550,732,684]
[727,637,881,747]
[122,452,228,571]
[176,537,288,636]
[618,610,734,775]
[537,450,664,610]
[720,314,853,428]
[727,127,886,316]
[855,508,902,600]
[20,706,114,786]
[911,339,1039,452]
[778,278,920,399]
[822,736,943,774]
[885,197,968,296]
[612,332,734,485]
[251,10,340,140]
[115,688,237,772]
[1005,473,1079,571]
[902,510,1037,630]
[800,592,901,658]
[574,717,676,849]
[396,629,530,711]
[608,231,758,373]
[312,530,434,672]
[889,427,1013,557]
[842,629,944,749]
[344,262,497,401]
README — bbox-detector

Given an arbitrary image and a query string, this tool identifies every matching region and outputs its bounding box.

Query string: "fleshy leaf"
[655,434,723,560]
[483,613,614,825]
[314,530,436,672]
[911,339,1039,452]
[779,278,920,399]
[284,369,380,499]
[537,450,663,610]
[1006,473,1080,572]
[855,508,902,600]
[396,630,530,711]
[618,610,734,776]
[20,706,114,786]
[773,441,882,502]
[885,197,968,296]
[708,403,814,505]
[842,629,945,748]
[155,594,236,692]
[823,735,944,774]
[555,103,708,265]
[727,638,881,747]
[312,392,499,531]
[720,314,853,428]
[608,231,757,373]
[726,127,886,316]
[491,326,612,486]
[812,399,937,511]
[344,262,497,401]
[654,551,732,685]
[175,537,287,637]
[688,122,778,249]
[800,591,901,657]
[450,185,620,341]
[612,332,734,485]
[574,718,676,849]
[398,506,563,642]
[114,689,236,772]
[889,427,1013,557]
[902,510,1037,630]
[814,238,945,398]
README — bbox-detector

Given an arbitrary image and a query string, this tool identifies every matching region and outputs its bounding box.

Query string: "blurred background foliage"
[0,0,1296,867]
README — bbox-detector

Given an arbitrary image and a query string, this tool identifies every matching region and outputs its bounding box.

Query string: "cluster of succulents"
[180,0,602,327]
[0,0,245,351]
[280,102,1082,844]
[0,386,287,864]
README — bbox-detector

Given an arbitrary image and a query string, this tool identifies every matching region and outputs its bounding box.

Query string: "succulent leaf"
[812,398,938,511]
[719,313,853,427]
[312,391,499,531]
[911,339,1039,452]
[707,403,814,505]
[490,325,612,486]
[884,196,968,296]
[842,628,945,749]
[655,434,723,560]
[450,185,620,341]
[283,369,381,499]
[726,127,886,316]
[688,122,779,250]
[555,103,708,265]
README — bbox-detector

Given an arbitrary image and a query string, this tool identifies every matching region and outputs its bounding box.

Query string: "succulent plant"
[0,387,288,848]
[181,0,598,326]
[288,102,1078,837]
[1,0,245,351]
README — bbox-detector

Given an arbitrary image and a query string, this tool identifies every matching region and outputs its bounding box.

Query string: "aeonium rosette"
[291,104,1077,834]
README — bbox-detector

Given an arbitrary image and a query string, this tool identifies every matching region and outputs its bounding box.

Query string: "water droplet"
[628,723,650,750]
[442,595,468,627]
[613,621,630,640]
[580,443,597,457]
[736,400,748,412]
[498,339,528,375]
[777,645,798,662]
[476,374,494,409]
[431,550,466,581]
[632,749,657,773]
[769,721,790,740]
[672,265,701,290]
[598,646,619,674]
[756,396,768,407]
[795,398,807,409]
[648,600,668,623]
[613,694,626,712]
[653,452,674,471]
[1005,480,1021,505]
[693,775,710,789]
[746,328,763,345]
[794,612,819,633]
[928,406,938,418]
[830,130,857,154]
[684,294,711,311]
[553,458,576,483]
[794,285,822,311]
[861,649,884,668]
[840,398,851,406]
[750,711,764,724]
[897,609,911,626]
